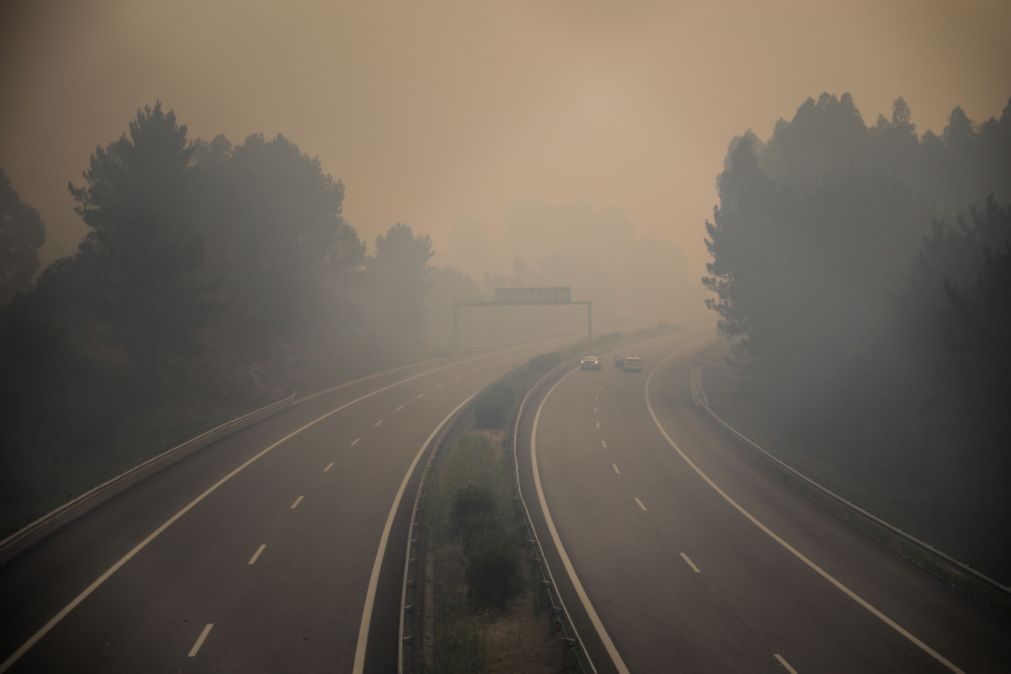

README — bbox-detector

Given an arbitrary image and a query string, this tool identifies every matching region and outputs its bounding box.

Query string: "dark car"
[580,355,602,370]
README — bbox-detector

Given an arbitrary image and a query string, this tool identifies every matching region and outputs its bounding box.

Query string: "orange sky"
[2,0,1009,277]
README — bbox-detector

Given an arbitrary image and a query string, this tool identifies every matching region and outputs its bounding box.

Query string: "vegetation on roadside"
[703,92,1011,580]
[417,349,580,674]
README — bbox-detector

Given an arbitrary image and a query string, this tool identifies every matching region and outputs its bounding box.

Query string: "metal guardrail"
[397,399,470,673]
[511,362,599,674]
[0,391,295,565]
[691,361,1011,601]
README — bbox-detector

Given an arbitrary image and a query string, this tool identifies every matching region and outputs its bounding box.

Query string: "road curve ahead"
[519,326,1011,673]
[1,336,575,674]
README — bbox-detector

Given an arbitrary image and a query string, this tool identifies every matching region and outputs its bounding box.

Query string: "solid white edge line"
[0,337,570,673]
[634,497,648,512]
[680,552,701,574]
[644,347,965,674]
[324,462,334,473]
[352,393,476,674]
[290,495,304,510]
[248,544,266,566]
[612,464,621,475]
[532,369,631,674]
[187,623,214,658]
[774,653,798,673]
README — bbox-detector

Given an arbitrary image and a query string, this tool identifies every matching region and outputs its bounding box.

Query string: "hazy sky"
[2,0,1010,276]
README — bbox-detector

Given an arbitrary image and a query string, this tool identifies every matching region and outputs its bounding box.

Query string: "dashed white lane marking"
[774,653,798,673]
[374,419,383,427]
[634,497,648,512]
[188,624,214,657]
[395,405,404,412]
[593,406,597,414]
[645,347,965,674]
[595,420,601,430]
[680,552,701,574]
[416,393,425,399]
[434,383,443,389]
[595,394,599,401]
[351,437,360,446]
[324,462,334,472]
[601,440,608,449]
[290,495,304,510]
[612,464,621,475]
[248,544,266,566]
[532,370,629,674]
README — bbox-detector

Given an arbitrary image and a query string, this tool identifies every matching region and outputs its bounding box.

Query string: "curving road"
[518,326,1011,674]
[0,336,577,674]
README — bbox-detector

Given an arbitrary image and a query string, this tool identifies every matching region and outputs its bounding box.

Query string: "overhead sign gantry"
[453,287,591,349]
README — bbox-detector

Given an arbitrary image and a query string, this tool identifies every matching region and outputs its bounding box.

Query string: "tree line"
[0,103,450,533]
[704,93,1011,577]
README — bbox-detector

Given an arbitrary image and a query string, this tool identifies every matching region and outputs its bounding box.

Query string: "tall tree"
[0,169,46,304]
[68,102,220,379]
[368,223,434,342]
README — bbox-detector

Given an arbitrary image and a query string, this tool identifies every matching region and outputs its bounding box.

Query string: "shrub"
[465,525,521,609]
[527,351,561,373]
[473,382,515,429]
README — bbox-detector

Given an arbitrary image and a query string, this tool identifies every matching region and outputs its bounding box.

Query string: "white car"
[580,355,602,370]
[622,356,642,372]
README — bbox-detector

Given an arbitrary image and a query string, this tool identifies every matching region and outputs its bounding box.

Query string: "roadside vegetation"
[0,103,595,537]
[416,349,569,674]
[703,92,1011,581]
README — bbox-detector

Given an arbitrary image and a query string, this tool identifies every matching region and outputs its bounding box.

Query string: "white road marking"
[601,440,608,449]
[593,406,598,414]
[612,464,621,475]
[324,462,334,472]
[374,419,384,427]
[416,393,424,399]
[0,335,576,674]
[187,624,214,658]
[634,497,648,512]
[248,544,266,566]
[644,347,965,674]
[680,552,701,573]
[395,405,404,412]
[290,495,304,510]
[351,437,360,446]
[434,383,443,389]
[353,394,476,674]
[774,653,798,673]
[594,394,599,401]
[595,420,601,430]
[532,371,630,674]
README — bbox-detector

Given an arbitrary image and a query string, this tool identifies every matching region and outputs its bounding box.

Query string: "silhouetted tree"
[367,223,434,343]
[68,102,221,380]
[0,169,46,304]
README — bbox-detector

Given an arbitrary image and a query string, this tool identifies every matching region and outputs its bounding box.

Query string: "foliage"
[0,169,46,304]
[703,92,1011,575]
[473,382,516,429]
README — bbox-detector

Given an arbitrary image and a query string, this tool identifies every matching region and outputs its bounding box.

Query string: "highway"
[518,325,1011,674]
[0,336,575,673]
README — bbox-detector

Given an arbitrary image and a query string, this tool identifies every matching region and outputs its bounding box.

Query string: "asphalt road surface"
[0,336,576,674]
[519,325,1011,674]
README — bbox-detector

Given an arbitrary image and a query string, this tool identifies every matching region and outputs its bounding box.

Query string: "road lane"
[1,335,575,673]
[524,327,1011,673]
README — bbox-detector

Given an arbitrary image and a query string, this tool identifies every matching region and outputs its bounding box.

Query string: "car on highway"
[580,355,602,370]
[621,355,642,372]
